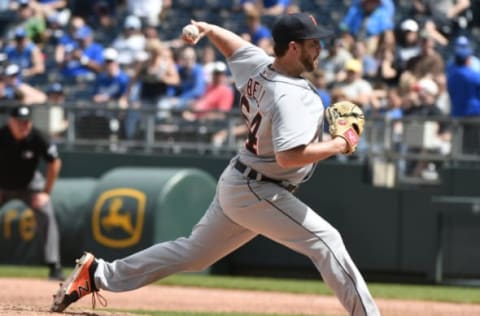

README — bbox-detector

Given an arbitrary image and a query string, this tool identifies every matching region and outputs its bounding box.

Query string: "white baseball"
[182,24,199,41]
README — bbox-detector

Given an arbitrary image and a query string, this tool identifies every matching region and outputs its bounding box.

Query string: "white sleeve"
[227,45,273,90]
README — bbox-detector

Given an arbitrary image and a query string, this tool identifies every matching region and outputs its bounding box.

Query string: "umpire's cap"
[10,106,32,120]
[272,13,332,44]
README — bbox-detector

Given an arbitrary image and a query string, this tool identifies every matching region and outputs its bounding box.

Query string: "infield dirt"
[0,278,479,316]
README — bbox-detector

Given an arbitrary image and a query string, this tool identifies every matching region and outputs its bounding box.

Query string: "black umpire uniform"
[0,106,63,280]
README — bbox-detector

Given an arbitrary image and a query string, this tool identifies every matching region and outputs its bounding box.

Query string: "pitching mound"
[0,278,479,315]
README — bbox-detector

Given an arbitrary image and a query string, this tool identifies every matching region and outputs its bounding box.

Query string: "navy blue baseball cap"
[14,27,27,39]
[454,36,473,59]
[272,13,333,44]
[10,106,32,120]
[47,82,64,94]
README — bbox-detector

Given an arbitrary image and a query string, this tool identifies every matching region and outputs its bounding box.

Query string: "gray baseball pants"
[94,164,380,316]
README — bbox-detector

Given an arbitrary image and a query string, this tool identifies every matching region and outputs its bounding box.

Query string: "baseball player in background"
[0,106,63,280]
[52,13,380,316]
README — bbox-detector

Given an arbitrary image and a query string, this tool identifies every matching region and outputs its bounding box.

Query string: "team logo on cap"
[19,107,29,116]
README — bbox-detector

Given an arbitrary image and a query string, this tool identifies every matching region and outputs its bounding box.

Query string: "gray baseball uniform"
[93,44,380,316]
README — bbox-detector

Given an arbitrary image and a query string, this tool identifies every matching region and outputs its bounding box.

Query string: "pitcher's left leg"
[222,183,380,316]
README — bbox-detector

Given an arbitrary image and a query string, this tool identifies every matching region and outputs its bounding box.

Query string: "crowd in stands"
[0,0,479,174]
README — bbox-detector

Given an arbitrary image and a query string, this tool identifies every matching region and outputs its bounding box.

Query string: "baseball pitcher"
[52,13,380,316]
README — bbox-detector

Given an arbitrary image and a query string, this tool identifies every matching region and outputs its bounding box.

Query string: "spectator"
[44,11,67,47]
[318,38,352,87]
[92,48,129,107]
[10,0,46,44]
[335,58,377,111]
[159,46,205,111]
[0,105,63,280]
[129,39,179,107]
[446,37,480,153]
[60,25,104,81]
[375,39,398,85]
[4,27,45,78]
[200,45,219,85]
[340,0,394,55]
[88,48,129,141]
[411,0,471,41]
[405,78,444,121]
[46,82,64,104]
[143,24,159,42]
[91,0,116,29]
[395,19,421,73]
[380,0,395,19]
[351,40,378,79]
[0,63,47,104]
[126,40,179,138]
[404,31,445,80]
[54,16,85,67]
[241,6,272,54]
[382,86,404,119]
[126,0,167,27]
[447,36,480,72]
[351,0,395,19]
[330,87,349,106]
[336,66,380,153]
[112,15,146,68]
[403,78,451,178]
[183,61,234,121]
[45,82,67,136]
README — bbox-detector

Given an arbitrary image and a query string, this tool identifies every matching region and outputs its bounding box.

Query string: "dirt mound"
[0,278,479,315]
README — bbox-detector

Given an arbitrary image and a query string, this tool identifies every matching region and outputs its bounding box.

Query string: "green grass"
[1,265,480,304]
[0,265,56,278]
[156,273,335,295]
[156,273,480,304]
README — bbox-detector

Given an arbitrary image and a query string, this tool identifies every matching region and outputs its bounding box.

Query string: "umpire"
[0,106,63,280]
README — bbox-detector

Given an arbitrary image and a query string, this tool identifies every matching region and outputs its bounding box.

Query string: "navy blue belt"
[234,160,297,193]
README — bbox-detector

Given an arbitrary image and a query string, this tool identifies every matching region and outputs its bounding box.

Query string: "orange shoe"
[50,252,104,312]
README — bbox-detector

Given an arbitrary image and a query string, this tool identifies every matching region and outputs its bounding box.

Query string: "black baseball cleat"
[50,252,106,312]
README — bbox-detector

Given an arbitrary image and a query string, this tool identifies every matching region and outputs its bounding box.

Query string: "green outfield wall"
[1,150,479,282]
[83,167,216,261]
[0,164,216,268]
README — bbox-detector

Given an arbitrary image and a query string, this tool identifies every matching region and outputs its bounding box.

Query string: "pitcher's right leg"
[51,195,256,312]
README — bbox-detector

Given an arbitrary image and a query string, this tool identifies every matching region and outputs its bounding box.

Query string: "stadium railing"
[1,102,480,187]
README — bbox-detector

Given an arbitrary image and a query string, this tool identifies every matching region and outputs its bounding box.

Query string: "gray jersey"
[228,45,324,184]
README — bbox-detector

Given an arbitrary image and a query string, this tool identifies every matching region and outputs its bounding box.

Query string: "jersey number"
[240,95,262,155]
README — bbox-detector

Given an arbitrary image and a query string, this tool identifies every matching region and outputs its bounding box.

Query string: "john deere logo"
[92,188,146,248]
